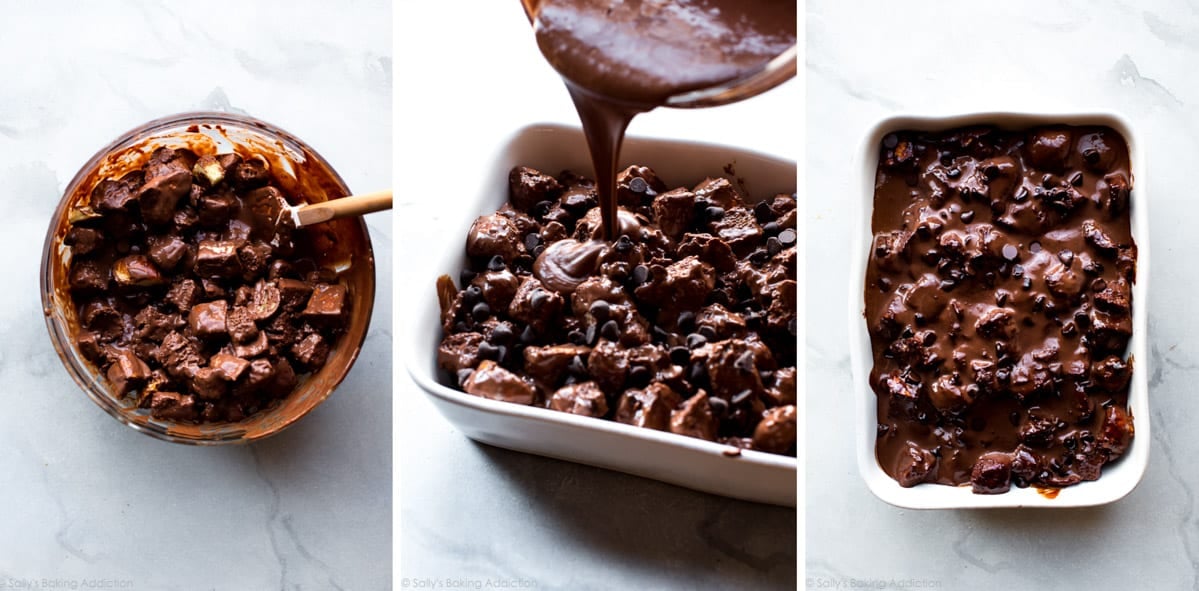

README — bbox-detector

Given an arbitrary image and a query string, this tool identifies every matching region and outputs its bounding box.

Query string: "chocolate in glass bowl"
[41,112,375,444]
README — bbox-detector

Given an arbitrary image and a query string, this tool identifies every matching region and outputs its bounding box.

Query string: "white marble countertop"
[396,2,797,589]
[0,2,391,589]
[808,1,1199,588]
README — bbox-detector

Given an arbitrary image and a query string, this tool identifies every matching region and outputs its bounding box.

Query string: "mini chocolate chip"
[1069,171,1084,187]
[1083,148,1099,164]
[688,361,706,383]
[463,285,482,305]
[599,320,620,341]
[749,249,770,265]
[524,233,541,251]
[669,346,690,365]
[883,134,898,148]
[453,321,470,333]
[628,177,649,194]
[491,324,514,344]
[1012,265,1024,278]
[1059,249,1074,266]
[651,326,671,342]
[762,221,780,235]
[567,329,587,345]
[698,325,717,340]
[631,265,650,285]
[533,245,545,257]
[584,323,598,345]
[530,290,548,310]
[471,302,491,321]
[532,200,553,218]
[687,334,708,349]
[459,269,477,286]
[677,310,696,332]
[947,167,962,179]
[766,236,783,256]
[731,389,753,405]
[939,280,957,292]
[705,206,725,221]
[1014,187,1029,201]
[960,210,975,223]
[753,201,774,222]
[709,396,729,417]
[519,326,538,344]
[615,235,633,252]
[1022,277,1032,290]
[456,369,474,387]
[589,300,611,321]
[487,255,506,272]
[778,228,797,246]
[996,292,1008,306]
[477,341,499,360]
[1091,278,1107,292]
[628,366,651,386]
[1009,411,1020,426]
[922,332,936,346]
[568,355,587,376]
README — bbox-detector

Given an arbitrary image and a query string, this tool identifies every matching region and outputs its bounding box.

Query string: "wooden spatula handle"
[295,189,392,227]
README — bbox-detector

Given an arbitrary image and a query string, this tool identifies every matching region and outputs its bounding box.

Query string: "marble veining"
[809,0,1199,589]
[0,1,391,589]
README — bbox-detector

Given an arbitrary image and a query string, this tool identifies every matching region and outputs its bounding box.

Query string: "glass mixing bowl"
[40,112,377,444]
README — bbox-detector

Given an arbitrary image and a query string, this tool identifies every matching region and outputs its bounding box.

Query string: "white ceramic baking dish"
[406,124,798,507]
[850,112,1150,509]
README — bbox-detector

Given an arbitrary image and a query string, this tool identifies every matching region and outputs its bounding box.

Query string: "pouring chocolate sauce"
[523,0,796,293]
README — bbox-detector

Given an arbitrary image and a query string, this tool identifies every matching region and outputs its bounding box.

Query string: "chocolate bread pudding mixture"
[64,146,350,423]
[437,165,797,455]
[865,125,1137,493]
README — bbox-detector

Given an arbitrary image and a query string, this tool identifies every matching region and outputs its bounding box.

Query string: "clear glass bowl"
[40,112,377,445]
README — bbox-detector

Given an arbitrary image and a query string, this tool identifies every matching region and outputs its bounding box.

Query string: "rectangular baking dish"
[406,123,798,507]
[850,112,1150,509]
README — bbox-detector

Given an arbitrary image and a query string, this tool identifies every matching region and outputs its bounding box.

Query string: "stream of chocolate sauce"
[524,0,796,293]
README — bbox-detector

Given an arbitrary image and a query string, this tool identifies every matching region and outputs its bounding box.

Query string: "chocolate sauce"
[865,125,1137,493]
[525,0,795,286]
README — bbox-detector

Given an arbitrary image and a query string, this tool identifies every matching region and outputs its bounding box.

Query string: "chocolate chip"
[600,320,620,341]
[589,300,611,321]
[567,329,587,345]
[686,333,708,349]
[734,351,755,371]
[1014,187,1029,201]
[960,210,975,223]
[766,236,783,256]
[568,355,587,376]
[477,341,500,361]
[629,177,649,194]
[459,269,477,286]
[698,325,717,340]
[778,228,797,247]
[530,290,548,310]
[584,323,598,345]
[669,346,690,365]
[631,265,650,285]
[456,369,474,387]
[1059,249,1074,266]
[762,221,780,235]
[628,365,651,387]
[524,233,542,251]
[884,134,899,149]
[753,201,774,222]
[491,324,514,344]
[471,302,491,322]
[709,396,729,417]
[705,206,725,221]
[615,235,633,252]
[532,200,553,218]
[731,389,753,405]
[463,285,482,306]
[677,310,696,332]
[519,325,538,344]
[1069,171,1084,186]
[487,255,506,272]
